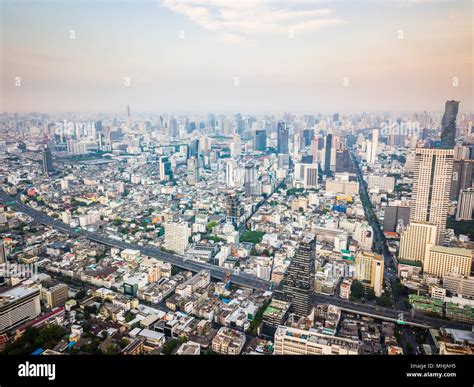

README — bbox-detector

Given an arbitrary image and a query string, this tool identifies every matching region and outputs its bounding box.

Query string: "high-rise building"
[399,222,437,263]
[125,104,132,129]
[423,245,472,278]
[369,129,379,165]
[277,154,290,170]
[0,287,41,333]
[169,117,178,138]
[226,191,243,227]
[277,234,316,317]
[303,164,319,189]
[353,222,374,250]
[224,157,234,183]
[188,139,200,159]
[277,122,289,154]
[450,159,474,200]
[440,100,459,149]
[244,163,257,196]
[456,188,474,221]
[0,240,6,264]
[164,222,191,254]
[410,148,454,244]
[235,113,244,136]
[159,156,173,181]
[301,129,314,148]
[42,146,54,174]
[187,157,199,186]
[355,251,384,297]
[254,130,267,151]
[187,121,196,134]
[230,135,241,157]
[324,134,333,177]
[335,149,355,173]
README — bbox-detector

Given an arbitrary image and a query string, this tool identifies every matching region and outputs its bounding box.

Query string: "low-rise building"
[211,327,246,355]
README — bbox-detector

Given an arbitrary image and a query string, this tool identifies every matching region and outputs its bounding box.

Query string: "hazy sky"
[0,0,472,114]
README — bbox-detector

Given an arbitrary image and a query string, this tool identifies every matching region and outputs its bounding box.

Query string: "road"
[312,293,472,330]
[0,189,271,291]
[238,178,286,236]
[350,152,405,310]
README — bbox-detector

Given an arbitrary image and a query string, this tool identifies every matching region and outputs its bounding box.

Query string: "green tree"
[4,325,66,355]
[366,288,376,301]
[206,221,218,233]
[74,290,87,300]
[124,311,135,323]
[119,338,130,349]
[241,231,265,244]
[162,339,178,355]
[349,281,364,301]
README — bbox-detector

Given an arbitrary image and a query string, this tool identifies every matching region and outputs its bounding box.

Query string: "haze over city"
[0,1,473,385]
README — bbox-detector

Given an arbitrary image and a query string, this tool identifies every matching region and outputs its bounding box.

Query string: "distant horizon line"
[1,108,473,117]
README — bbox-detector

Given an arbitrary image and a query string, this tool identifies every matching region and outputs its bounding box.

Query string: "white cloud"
[161,0,344,41]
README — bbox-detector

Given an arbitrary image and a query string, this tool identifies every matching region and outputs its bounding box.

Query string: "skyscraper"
[450,148,474,200]
[324,134,333,177]
[410,147,454,244]
[42,146,54,175]
[226,160,236,187]
[303,164,319,189]
[244,163,257,196]
[125,105,132,129]
[188,139,200,159]
[277,234,316,317]
[335,149,355,173]
[230,135,241,158]
[369,129,379,165]
[277,122,289,154]
[301,129,314,148]
[440,100,459,149]
[159,156,173,181]
[169,117,178,138]
[254,130,267,151]
[187,157,199,186]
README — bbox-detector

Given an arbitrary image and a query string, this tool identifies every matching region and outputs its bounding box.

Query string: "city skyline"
[0,1,474,380]
[1,0,473,114]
